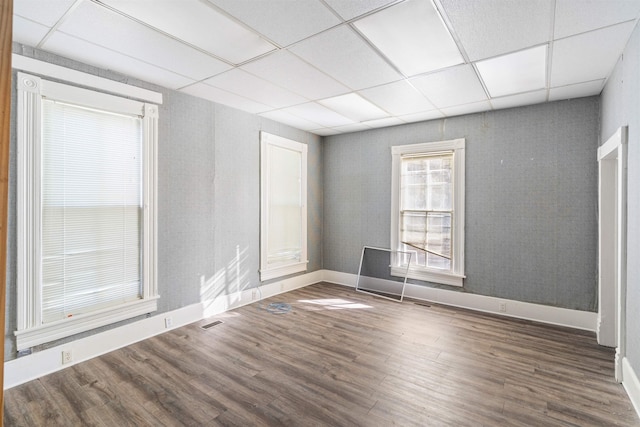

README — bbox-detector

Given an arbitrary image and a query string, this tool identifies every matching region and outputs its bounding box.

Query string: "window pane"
[400,211,451,269]
[41,100,142,323]
[399,153,453,272]
[425,212,451,270]
[399,243,425,267]
[401,155,452,211]
[267,144,302,265]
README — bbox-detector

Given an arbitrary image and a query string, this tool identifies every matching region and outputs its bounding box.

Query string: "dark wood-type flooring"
[4,282,640,426]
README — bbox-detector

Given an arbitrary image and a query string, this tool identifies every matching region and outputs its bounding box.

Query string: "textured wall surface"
[157,89,216,312]
[5,44,323,360]
[601,20,640,377]
[324,98,600,311]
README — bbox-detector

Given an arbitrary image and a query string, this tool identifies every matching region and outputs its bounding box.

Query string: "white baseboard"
[320,270,597,332]
[623,357,640,419]
[4,270,322,390]
[3,268,598,389]
[322,269,358,287]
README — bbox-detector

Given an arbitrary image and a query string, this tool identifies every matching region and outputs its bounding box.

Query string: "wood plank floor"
[4,282,639,426]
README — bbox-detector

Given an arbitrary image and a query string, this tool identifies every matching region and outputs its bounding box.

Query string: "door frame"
[0,0,13,420]
[597,126,628,382]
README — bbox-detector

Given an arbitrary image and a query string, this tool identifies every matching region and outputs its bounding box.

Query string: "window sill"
[15,297,159,350]
[390,266,464,287]
[260,261,307,282]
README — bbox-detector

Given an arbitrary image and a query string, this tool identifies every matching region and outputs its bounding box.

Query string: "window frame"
[259,131,308,281]
[15,72,159,350]
[390,138,465,287]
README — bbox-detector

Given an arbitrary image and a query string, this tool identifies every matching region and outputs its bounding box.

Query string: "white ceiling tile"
[311,127,341,136]
[551,21,636,87]
[318,93,388,122]
[440,100,492,117]
[490,90,547,110]
[359,80,435,115]
[13,0,76,26]
[440,0,554,61]
[180,82,271,114]
[549,80,604,101]
[204,69,307,109]
[259,110,323,131]
[56,1,231,81]
[323,0,398,20]
[42,32,196,90]
[241,51,349,100]
[16,0,632,133]
[13,15,50,47]
[410,65,487,108]
[361,117,404,128]
[206,0,340,47]
[280,102,354,127]
[354,0,463,76]
[99,0,275,64]
[331,123,372,133]
[290,25,402,90]
[554,0,640,39]
[399,109,445,123]
[476,45,547,98]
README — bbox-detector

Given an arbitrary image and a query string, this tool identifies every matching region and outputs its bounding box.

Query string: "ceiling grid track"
[12,0,640,135]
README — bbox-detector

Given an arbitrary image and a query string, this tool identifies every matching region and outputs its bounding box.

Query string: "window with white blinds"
[260,132,308,281]
[391,139,466,287]
[41,100,143,324]
[15,72,159,350]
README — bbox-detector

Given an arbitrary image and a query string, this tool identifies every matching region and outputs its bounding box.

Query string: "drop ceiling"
[13,0,640,136]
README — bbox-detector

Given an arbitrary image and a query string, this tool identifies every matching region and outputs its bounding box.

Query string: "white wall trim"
[390,138,466,286]
[597,127,628,382]
[623,357,640,419]
[14,298,159,350]
[4,270,322,390]
[260,261,307,282]
[12,54,163,104]
[4,268,599,389]
[15,72,160,350]
[321,270,597,331]
[323,270,359,287]
[259,132,308,282]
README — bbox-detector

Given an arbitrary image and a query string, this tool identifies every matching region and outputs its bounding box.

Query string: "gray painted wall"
[3,40,610,366]
[601,20,640,379]
[4,45,323,361]
[323,98,600,311]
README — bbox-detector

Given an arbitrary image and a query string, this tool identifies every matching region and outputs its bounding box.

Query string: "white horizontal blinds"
[41,99,143,324]
[400,152,453,271]
[267,144,302,265]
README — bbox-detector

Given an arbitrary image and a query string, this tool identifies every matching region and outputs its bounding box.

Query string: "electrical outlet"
[17,348,32,358]
[62,350,72,364]
[499,302,507,313]
[164,317,173,328]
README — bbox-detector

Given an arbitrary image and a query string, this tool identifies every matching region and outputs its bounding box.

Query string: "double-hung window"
[391,139,465,287]
[259,132,308,281]
[15,72,159,350]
